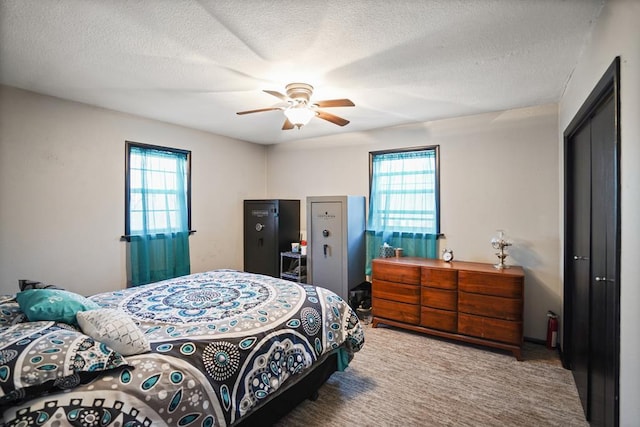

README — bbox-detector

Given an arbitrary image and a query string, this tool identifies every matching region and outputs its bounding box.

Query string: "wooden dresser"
[372,257,525,360]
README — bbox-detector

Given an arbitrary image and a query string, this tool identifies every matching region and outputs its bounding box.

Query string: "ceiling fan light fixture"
[237,82,354,130]
[284,106,315,128]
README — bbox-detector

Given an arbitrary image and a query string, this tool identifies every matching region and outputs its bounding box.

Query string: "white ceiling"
[0,0,604,145]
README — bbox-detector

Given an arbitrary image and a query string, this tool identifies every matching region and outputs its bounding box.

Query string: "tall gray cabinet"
[306,196,366,302]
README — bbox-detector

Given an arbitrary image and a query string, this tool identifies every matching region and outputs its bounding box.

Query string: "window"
[368,146,439,234]
[125,142,191,236]
[124,142,192,287]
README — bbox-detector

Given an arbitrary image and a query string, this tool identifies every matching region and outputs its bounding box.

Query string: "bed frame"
[236,351,339,426]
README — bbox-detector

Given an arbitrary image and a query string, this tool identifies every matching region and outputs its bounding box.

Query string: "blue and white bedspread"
[2,270,364,426]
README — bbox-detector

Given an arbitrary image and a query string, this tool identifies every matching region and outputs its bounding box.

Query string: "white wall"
[0,85,267,295]
[558,0,640,424]
[267,103,560,341]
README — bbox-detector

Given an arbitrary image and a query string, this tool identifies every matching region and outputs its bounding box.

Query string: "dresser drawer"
[373,298,420,324]
[421,268,457,290]
[458,312,522,345]
[420,306,457,332]
[458,291,522,321]
[373,262,421,285]
[458,271,523,298]
[372,280,420,304]
[421,287,457,311]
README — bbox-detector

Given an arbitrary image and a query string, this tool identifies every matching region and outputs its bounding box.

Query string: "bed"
[0,270,365,426]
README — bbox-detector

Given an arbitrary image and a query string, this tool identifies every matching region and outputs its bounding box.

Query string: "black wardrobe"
[563,57,620,427]
[243,199,300,278]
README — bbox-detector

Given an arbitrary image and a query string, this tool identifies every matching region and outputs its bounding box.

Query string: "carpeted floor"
[275,324,588,427]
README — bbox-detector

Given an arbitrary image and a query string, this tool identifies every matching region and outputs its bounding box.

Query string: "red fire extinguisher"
[546,310,558,350]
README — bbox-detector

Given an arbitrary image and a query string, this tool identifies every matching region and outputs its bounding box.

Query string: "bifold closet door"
[588,94,617,427]
[568,123,591,416]
[565,63,619,426]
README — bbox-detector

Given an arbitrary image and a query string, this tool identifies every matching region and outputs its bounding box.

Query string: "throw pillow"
[15,288,101,325]
[0,321,129,406]
[76,308,150,356]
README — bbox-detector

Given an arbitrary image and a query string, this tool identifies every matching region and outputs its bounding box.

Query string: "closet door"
[563,57,619,427]
[568,123,591,415]
[589,94,618,427]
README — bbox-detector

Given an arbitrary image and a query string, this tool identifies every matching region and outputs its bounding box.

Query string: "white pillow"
[77,308,150,356]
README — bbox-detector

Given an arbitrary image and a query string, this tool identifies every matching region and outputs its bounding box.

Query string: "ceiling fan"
[236,83,354,130]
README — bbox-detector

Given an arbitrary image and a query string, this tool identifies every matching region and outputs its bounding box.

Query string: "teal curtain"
[127,146,190,287]
[368,150,437,232]
[128,231,191,286]
[366,148,439,275]
[365,230,438,275]
[336,347,352,372]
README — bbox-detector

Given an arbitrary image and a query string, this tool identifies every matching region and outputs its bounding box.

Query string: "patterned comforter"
[1,270,365,426]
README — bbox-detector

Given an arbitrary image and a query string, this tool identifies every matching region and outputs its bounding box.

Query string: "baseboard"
[524,336,546,345]
[524,336,567,367]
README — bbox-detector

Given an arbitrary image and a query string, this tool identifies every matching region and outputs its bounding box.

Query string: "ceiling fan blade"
[317,110,350,126]
[263,90,290,102]
[236,107,282,115]
[282,118,295,130]
[314,98,355,108]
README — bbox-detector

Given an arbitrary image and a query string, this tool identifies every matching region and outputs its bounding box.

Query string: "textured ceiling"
[0,0,603,145]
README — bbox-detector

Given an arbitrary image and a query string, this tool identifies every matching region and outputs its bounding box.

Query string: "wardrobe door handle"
[573,255,589,260]
[595,276,614,282]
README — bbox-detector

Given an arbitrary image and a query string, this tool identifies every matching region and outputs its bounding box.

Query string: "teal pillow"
[16,289,100,325]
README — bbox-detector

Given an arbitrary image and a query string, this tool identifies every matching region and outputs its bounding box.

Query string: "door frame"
[562,56,621,423]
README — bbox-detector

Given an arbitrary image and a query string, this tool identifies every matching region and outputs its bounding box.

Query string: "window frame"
[368,145,441,234]
[124,141,192,236]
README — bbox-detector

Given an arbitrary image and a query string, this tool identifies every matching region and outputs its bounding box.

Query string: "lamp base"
[494,252,509,269]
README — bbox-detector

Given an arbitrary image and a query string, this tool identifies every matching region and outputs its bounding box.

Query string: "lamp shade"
[284,106,315,127]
